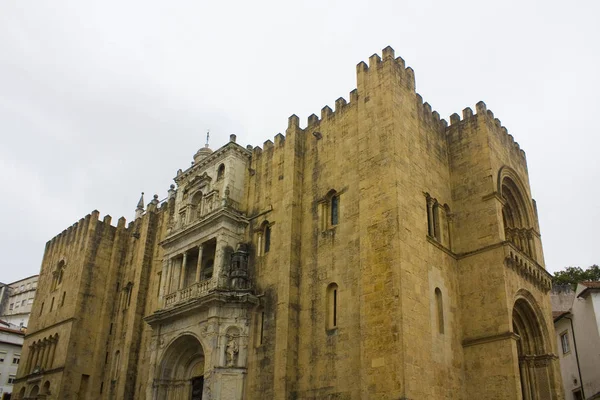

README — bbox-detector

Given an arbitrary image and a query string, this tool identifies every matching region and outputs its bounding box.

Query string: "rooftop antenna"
[205,130,210,148]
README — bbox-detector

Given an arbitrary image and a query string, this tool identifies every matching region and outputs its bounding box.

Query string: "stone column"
[160,258,169,306]
[195,245,204,283]
[40,341,49,370]
[165,258,173,294]
[446,212,454,251]
[213,235,226,288]
[48,338,57,370]
[427,197,435,236]
[25,345,34,373]
[31,344,40,372]
[179,253,187,289]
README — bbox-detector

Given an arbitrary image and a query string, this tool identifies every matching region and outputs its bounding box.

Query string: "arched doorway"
[29,385,39,399]
[512,297,553,399]
[156,335,205,400]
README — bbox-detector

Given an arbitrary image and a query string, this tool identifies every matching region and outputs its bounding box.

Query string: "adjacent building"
[553,282,600,400]
[0,323,25,400]
[0,276,39,330]
[14,47,562,399]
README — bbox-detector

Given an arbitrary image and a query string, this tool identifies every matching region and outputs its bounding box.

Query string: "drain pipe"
[564,315,585,399]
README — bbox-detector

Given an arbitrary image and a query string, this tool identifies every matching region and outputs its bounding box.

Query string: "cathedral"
[14,47,563,399]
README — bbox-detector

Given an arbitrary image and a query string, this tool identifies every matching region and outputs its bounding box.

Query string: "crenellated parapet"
[447,100,527,163]
[250,114,305,157]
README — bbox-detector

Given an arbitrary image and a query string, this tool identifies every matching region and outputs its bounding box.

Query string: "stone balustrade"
[163,279,213,308]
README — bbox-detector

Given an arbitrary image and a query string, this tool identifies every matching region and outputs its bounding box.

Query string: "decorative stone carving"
[201,323,216,337]
[228,243,250,290]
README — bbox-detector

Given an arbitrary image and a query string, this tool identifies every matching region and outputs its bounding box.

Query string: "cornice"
[144,291,259,326]
[160,208,249,248]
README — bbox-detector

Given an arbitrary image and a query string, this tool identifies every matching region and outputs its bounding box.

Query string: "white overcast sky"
[1,0,598,283]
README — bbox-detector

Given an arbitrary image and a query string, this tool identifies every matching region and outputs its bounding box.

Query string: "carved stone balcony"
[164,279,214,308]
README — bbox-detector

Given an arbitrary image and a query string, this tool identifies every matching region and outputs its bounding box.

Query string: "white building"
[552,282,600,400]
[0,323,25,399]
[0,276,38,330]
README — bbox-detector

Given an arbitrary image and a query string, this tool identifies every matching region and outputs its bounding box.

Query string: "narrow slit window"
[560,332,570,354]
[327,283,339,330]
[333,288,337,327]
[435,288,444,334]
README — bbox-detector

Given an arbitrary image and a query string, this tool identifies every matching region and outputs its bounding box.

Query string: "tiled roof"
[581,281,600,288]
[553,311,570,321]
[578,281,600,298]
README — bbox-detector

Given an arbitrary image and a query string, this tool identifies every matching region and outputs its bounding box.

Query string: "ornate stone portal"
[145,139,257,400]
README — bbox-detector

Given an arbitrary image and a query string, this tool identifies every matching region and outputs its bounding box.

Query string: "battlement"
[415,93,448,132]
[448,101,526,161]
[248,46,526,177]
[356,46,416,92]
[251,115,305,157]
[46,211,125,250]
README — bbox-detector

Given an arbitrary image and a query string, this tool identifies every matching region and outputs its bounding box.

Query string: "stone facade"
[13,46,562,399]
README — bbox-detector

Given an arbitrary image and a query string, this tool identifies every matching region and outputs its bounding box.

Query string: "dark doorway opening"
[191,376,204,400]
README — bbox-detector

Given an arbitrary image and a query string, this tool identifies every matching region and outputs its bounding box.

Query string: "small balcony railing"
[163,279,213,308]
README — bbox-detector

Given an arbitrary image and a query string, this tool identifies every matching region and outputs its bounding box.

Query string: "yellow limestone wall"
[14,46,562,400]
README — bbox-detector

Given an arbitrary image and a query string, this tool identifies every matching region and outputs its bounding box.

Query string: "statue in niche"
[225,335,239,367]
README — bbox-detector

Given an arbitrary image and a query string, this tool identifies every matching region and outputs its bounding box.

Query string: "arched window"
[52,261,66,291]
[321,190,340,230]
[42,380,51,395]
[501,175,535,259]
[217,164,225,180]
[191,191,203,220]
[327,283,339,330]
[425,194,452,247]
[264,224,271,253]
[258,221,272,256]
[435,288,444,334]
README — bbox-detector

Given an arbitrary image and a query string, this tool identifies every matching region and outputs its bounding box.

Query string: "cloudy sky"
[1,0,598,284]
